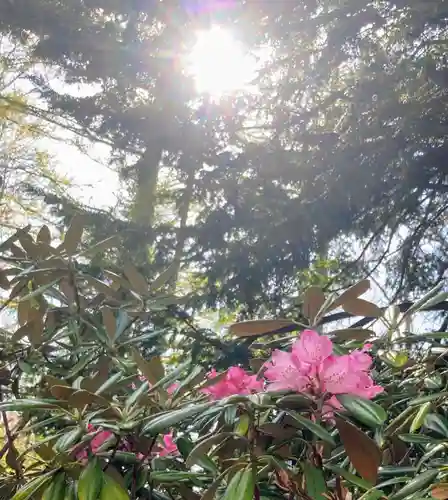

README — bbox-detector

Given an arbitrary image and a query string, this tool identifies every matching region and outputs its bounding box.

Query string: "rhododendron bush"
[1,223,448,499]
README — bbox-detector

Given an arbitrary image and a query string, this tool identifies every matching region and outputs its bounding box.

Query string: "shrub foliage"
[0,221,447,500]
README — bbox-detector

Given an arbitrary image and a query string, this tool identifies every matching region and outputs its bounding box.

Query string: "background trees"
[0,0,447,312]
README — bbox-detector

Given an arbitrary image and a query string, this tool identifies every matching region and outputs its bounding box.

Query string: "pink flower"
[75,425,122,462]
[158,433,178,457]
[167,383,179,395]
[202,367,264,400]
[292,329,333,367]
[91,430,113,453]
[264,330,383,416]
[348,344,373,372]
[264,350,308,392]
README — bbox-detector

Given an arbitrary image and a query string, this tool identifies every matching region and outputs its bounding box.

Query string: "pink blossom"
[265,330,383,416]
[202,366,264,400]
[91,430,113,453]
[292,329,333,367]
[157,433,178,457]
[264,350,308,392]
[167,383,179,395]
[75,425,120,462]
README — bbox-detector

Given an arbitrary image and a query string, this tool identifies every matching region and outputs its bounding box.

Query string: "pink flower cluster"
[264,329,383,417]
[202,367,264,399]
[203,330,383,418]
[75,425,177,462]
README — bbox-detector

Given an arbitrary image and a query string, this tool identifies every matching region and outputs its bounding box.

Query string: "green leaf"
[398,434,441,444]
[408,392,448,406]
[285,411,336,445]
[54,427,83,453]
[235,414,250,436]
[142,402,214,435]
[18,279,61,302]
[95,372,123,395]
[424,413,448,437]
[125,380,150,408]
[302,462,327,500]
[186,433,240,468]
[176,436,217,473]
[378,466,418,477]
[0,399,61,411]
[336,394,387,428]
[325,465,376,492]
[150,471,205,483]
[409,402,432,433]
[77,458,104,500]
[12,471,55,500]
[402,282,445,317]
[222,467,255,500]
[115,310,131,342]
[388,469,439,500]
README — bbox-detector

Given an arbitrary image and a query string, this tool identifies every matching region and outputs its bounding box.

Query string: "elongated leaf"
[222,467,255,500]
[68,390,110,409]
[388,470,438,500]
[398,433,440,444]
[186,433,239,468]
[228,319,296,337]
[425,413,448,437]
[176,436,217,473]
[331,328,375,342]
[12,471,55,500]
[151,471,205,483]
[63,214,84,255]
[403,281,445,317]
[101,307,116,342]
[303,286,326,323]
[336,418,381,483]
[142,402,213,435]
[0,399,61,411]
[51,385,76,400]
[342,298,383,318]
[123,262,148,295]
[286,411,336,445]
[324,465,375,491]
[328,279,371,311]
[409,392,448,406]
[337,394,387,428]
[409,402,432,433]
[302,462,327,500]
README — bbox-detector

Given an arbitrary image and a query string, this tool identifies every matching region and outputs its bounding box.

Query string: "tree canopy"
[0,0,447,310]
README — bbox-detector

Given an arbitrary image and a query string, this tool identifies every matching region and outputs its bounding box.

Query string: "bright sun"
[187,26,256,97]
